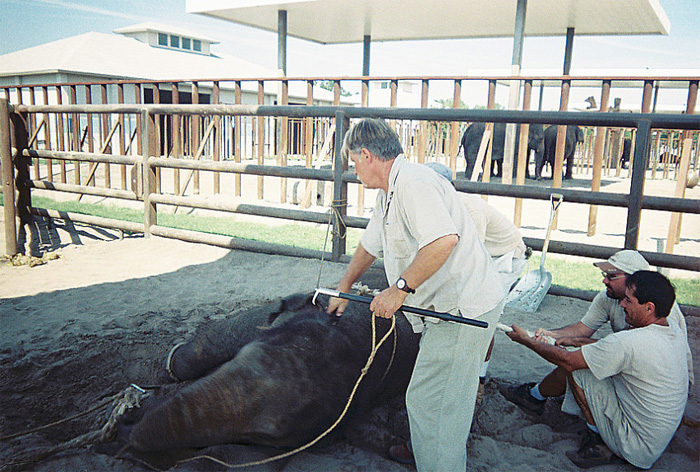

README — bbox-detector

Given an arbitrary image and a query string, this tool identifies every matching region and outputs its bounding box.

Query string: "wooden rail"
[1,96,698,273]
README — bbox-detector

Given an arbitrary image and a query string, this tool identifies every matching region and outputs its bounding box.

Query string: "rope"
[1,386,149,472]
[330,199,348,240]
[0,396,114,442]
[175,314,397,470]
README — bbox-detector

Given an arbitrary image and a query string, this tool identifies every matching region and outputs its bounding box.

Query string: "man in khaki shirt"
[328,119,505,472]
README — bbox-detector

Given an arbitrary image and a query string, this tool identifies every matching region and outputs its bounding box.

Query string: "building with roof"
[0,22,342,107]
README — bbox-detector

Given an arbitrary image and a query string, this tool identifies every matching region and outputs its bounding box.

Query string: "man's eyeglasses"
[601,271,626,281]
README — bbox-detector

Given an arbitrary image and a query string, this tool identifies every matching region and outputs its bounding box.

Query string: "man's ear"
[361,148,373,161]
[645,301,656,315]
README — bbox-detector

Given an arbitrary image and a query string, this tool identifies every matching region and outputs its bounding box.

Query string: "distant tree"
[315,80,353,97]
[432,98,466,109]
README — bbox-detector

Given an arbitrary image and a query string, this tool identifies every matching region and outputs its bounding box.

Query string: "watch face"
[397,278,406,289]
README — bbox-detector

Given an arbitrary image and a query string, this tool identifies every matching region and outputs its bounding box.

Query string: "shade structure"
[186,0,670,45]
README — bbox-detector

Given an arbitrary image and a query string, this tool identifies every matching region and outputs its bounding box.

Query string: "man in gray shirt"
[501,250,693,417]
[505,270,689,469]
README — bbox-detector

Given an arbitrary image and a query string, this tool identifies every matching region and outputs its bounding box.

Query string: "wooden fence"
[1,100,699,273]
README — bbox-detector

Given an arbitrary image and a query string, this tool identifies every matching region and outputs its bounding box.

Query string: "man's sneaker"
[566,429,625,469]
[499,382,546,415]
[388,443,415,465]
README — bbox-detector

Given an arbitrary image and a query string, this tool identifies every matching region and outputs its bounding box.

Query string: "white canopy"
[186,0,670,44]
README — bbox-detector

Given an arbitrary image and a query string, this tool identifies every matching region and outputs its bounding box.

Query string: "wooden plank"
[665,138,692,253]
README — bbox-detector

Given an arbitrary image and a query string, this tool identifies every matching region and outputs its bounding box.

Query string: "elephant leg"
[167,300,286,381]
[465,158,475,179]
[535,155,545,180]
[565,153,575,179]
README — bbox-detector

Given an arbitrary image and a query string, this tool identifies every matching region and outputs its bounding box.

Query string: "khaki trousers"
[406,300,503,472]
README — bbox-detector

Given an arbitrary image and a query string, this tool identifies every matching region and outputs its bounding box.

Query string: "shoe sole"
[498,384,545,416]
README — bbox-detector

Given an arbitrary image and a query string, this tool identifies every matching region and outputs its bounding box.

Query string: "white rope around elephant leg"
[496,323,556,345]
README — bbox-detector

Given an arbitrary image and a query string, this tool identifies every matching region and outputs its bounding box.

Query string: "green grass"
[1,195,697,306]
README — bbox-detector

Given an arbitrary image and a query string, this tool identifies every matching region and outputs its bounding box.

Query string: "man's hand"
[534,328,557,342]
[327,296,349,317]
[369,285,409,319]
[506,324,533,345]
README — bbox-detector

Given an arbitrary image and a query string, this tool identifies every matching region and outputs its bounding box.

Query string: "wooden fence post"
[234,80,242,197]
[1,99,17,256]
[418,79,429,164]
[513,79,532,227]
[587,80,610,236]
[280,79,288,203]
[257,80,265,200]
[142,109,156,237]
[213,81,220,194]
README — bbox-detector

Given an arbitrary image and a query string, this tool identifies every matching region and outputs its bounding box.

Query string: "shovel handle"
[314,288,489,329]
[540,194,563,270]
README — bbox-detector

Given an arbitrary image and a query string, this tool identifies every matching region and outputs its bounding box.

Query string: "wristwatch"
[396,277,415,294]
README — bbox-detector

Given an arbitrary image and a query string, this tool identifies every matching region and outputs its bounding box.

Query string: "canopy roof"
[186,0,670,44]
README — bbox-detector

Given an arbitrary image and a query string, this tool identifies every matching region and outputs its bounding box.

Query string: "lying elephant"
[120,291,420,453]
[461,122,544,180]
[537,125,585,180]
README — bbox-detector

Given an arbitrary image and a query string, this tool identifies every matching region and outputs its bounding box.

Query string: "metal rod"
[314,288,489,329]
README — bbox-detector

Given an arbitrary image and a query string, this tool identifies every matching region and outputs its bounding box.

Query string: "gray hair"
[342,118,403,162]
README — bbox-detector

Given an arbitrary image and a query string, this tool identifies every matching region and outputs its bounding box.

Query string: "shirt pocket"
[385,220,410,259]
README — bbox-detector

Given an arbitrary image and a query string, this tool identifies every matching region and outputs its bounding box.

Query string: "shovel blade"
[505,268,553,312]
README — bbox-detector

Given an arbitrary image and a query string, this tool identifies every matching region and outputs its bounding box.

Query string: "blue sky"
[1,0,699,78]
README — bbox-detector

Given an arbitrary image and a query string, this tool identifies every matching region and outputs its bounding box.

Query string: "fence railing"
[1,100,699,273]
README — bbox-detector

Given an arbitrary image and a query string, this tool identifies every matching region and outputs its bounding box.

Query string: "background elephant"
[461,122,544,180]
[537,125,585,180]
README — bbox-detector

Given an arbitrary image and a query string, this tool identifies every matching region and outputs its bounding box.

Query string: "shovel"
[505,193,563,312]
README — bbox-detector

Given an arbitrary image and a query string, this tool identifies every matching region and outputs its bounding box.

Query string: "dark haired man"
[327,118,505,472]
[505,271,689,469]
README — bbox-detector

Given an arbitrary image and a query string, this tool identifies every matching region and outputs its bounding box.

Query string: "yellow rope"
[176,313,397,469]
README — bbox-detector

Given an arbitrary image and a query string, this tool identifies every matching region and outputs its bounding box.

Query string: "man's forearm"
[400,234,458,289]
[337,243,376,292]
[519,335,587,372]
[551,322,595,339]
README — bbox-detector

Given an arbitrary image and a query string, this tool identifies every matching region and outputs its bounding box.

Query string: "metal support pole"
[563,27,575,75]
[503,0,528,184]
[625,120,651,249]
[278,10,287,75]
[331,110,348,261]
[1,99,17,256]
[362,35,371,77]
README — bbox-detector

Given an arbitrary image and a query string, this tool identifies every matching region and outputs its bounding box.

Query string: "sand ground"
[0,213,698,471]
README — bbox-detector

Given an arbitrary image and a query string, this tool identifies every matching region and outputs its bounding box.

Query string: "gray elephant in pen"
[536,125,585,180]
[461,122,545,180]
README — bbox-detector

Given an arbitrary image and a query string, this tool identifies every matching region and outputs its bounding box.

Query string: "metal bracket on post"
[625,120,651,249]
[331,110,348,262]
[142,109,156,237]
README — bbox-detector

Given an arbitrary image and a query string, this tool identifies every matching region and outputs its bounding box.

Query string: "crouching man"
[505,271,689,469]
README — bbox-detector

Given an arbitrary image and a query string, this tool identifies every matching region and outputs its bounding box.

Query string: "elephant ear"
[576,128,585,142]
[281,292,314,312]
[267,293,316,327]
